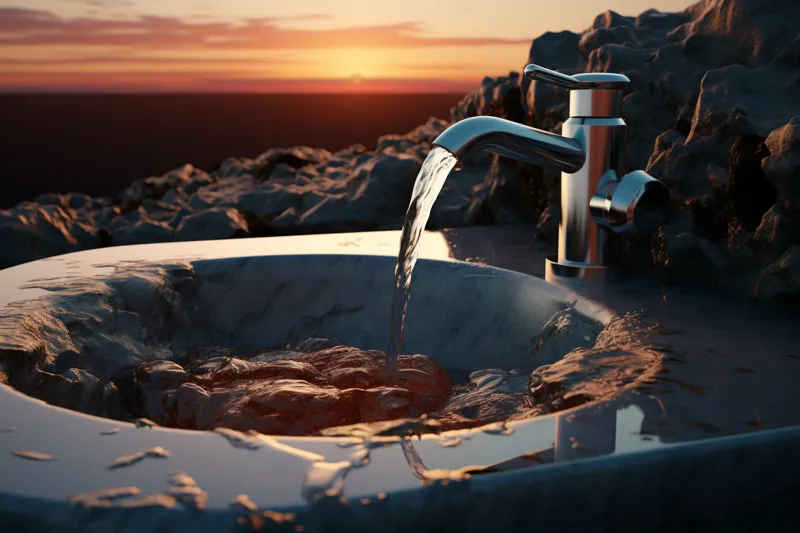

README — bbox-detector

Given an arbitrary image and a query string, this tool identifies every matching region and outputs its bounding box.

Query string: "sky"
[0,0,697,93]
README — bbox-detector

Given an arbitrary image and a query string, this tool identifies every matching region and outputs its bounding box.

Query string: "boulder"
[175,208,249,242]
[590,10,634,30]
[536,205,560,242]
[653,230,728,287]
[753,204,800,264]
[119,165,210,206]
[754,245,800,302]
[579,26,641,57]
[519,30,583,111]
[762,116,800,209]
[451,73,520,122]
[0,204,101,269]
[110,219,174,246]
[684,0,800,66]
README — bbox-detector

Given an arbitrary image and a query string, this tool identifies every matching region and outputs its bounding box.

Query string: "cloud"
[0,8,529,50]
[0,55,304,66]
[60,0,137,7]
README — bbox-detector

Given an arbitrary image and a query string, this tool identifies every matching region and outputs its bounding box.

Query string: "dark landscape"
[0,93,460,208]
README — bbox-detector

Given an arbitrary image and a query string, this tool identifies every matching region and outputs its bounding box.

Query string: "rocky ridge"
[1,0,799,302]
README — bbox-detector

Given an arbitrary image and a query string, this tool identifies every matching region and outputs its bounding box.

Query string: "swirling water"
[386,147,458,383]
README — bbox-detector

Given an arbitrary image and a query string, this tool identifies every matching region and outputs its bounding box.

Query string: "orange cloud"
[0,8,530,50]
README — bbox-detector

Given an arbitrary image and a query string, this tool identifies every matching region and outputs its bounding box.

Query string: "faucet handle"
[524,64,630,90]
[524,64,582,89]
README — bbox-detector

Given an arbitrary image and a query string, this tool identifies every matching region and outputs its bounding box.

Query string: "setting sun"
[0,0,698,92]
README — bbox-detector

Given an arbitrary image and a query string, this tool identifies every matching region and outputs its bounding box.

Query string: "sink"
[1,231,799,532]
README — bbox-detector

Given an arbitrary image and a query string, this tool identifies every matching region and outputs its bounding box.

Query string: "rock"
[646,128,687,178]
[173,383,210,429]
[135,360,188,390]
[532,307,603,367]
[753,204,800,263]
[0,204,101,269]
[117,165,212,207]
[762,116,800,209]
[175,208,249,242]
[536,205,560,242]
[450,73,519,122]
[59,368,105,415]
[579,26,641,57]
[754,245,800,302]
[256,146,332,175]
[587,44,655,76]
[635,8,687,33]
[135,360,189,424]
[215,157,262,179]
[187,175,259,211]
[525,76,569,130]
[91,206,122,229]
[268,163,295,180]
[468,157,541,225]
[427,165,487,229]
[590,10,634,30]
[141,199,179,222]
[101,381,126,420]
[685,0,800,66]
[727,136,776,231]
[653,230,728,287]
[111,219,174,246]
[690,64,800,142]
[519,30,583,111]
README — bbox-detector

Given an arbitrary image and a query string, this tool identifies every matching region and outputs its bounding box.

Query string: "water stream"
[386,147,458,383]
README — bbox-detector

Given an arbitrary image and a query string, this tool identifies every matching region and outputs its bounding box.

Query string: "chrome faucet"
[433,64,669,285]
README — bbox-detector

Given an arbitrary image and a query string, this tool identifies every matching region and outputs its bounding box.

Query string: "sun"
[350,73,365,85]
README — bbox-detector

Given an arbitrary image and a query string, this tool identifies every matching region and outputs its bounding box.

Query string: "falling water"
[386,147,458,383]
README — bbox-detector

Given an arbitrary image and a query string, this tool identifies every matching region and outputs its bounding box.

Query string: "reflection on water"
[385,393,670,484]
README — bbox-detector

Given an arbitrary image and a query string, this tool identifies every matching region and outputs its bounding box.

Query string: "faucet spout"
[432,116,585,174]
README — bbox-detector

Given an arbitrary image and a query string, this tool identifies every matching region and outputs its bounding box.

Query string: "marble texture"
[2,229,800,532]
[0,231,623,532]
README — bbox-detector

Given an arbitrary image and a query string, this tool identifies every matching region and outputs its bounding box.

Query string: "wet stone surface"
[130,344,455,436]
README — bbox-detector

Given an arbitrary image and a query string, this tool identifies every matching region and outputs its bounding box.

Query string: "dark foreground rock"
[1,0,799,302]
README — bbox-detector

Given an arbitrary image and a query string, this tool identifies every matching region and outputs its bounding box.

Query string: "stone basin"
[1,230,800,532]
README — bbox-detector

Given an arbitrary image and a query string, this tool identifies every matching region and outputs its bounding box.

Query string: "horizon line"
[0,90,471,96]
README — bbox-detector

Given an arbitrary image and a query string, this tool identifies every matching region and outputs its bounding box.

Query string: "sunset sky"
[0,0,695,93]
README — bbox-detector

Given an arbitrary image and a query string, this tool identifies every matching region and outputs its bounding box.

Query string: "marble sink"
[2,229,800,532]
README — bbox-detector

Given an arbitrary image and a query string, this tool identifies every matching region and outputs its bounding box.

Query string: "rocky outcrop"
[1,0,799,303]
[755,245,800,303]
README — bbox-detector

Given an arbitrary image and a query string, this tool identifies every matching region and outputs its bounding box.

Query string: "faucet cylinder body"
[546,116,626,284]
[557,117,626,268]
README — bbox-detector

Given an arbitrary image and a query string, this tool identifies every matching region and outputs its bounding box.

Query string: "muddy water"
[133,343,454,435]
[124,339,548,436]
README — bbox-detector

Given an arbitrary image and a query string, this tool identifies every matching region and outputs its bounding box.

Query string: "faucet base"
[545,257,607,289]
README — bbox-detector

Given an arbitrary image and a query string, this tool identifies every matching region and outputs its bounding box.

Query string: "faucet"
[432,64,669,285]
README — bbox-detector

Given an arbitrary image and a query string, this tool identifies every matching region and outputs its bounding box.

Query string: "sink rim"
[0,252,616,438]
[0,249,626,524]
[3,239,798,529]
